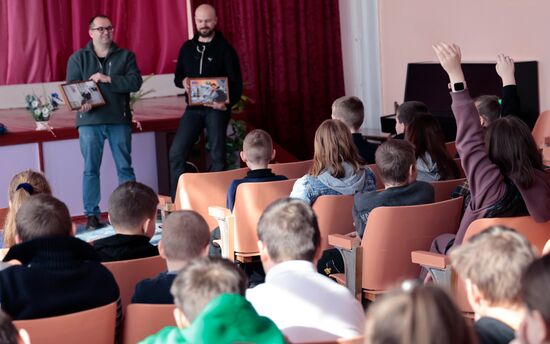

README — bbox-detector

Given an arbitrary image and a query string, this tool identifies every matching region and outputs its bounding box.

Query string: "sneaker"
[86,215,107,231]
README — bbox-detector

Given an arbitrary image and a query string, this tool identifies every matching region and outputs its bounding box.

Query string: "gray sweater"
[66,41,142,127]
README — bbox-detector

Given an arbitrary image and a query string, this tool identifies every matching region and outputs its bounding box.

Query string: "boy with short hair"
[394,100,429,139]
[331,96,377,164]
[0,194,119,320]
[353,139,434,237]
[93,181,159,262]
[226,129,287,211]
[450,226,536,344]
[140,257,285,344]
[247,198,365,342]
[209,129,287,257]
[132,210,210,304]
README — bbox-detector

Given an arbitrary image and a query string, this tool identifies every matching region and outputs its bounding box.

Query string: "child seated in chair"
[450,226,536,344]
[353,139,435,238]
[331,96,378,164]
[93,181,159,262]
[132,210,210,304]
[209,129,287,256]
[318,139,434,276]
[140,257,285,344]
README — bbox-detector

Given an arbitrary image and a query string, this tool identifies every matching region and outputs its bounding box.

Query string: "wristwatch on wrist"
[448,81,466,92]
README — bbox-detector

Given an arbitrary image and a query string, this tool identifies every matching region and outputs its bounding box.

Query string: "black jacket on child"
[93,234,159,262]
[0,236,119,320]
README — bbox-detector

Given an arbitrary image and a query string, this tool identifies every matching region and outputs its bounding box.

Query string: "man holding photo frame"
[170,4,243,198]
[66,14,142,230]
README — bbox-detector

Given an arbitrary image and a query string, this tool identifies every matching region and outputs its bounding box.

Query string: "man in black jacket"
[169,4,243,198]
[66,15,142,230]
[0,194,119,320]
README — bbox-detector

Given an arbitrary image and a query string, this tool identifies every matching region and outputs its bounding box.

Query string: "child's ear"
[143,217,156,239]
[158,240,166,259]
[408,164,417,183]
[240,151,246,163]
[174,308,189,329]
[71,223,77,237]
[270,149,277,162]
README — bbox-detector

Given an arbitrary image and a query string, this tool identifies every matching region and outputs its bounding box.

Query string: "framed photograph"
[59,80,106,111]
[188,77,230,106]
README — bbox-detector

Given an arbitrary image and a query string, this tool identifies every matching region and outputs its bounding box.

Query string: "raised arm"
[496,54,521,118]
[432,43,506,211]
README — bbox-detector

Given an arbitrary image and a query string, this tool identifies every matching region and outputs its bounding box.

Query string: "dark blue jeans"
[78,124,135,216]
[169,107,230,197]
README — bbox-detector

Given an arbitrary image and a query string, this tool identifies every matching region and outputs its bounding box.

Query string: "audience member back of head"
[132,210,210,304]
[93,181,159,262]
[140,256,285,344]
[0,194,119,320]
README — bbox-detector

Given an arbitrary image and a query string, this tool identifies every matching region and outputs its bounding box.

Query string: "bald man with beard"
[169,4,243,198]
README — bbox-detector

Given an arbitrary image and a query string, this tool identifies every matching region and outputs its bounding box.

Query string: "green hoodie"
[139,294,285,344]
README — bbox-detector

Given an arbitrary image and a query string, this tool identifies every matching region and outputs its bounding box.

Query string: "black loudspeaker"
[381,61,539,140]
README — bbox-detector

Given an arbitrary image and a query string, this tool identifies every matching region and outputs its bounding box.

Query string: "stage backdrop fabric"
[193,0,345,159]
[0,0,188,85]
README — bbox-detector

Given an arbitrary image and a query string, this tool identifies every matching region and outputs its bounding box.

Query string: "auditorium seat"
[445,141,457,157]
[173,167,248,230]
[329,197,463,301]
[312,195,355,252]
[430,178,466,203]
[268,159,313,179]
[0,207,7,229]
[122,304,176,344]
[209,179,296,261]
[14,301,116,344]
[412,216,550,314]
[103,255,167,312]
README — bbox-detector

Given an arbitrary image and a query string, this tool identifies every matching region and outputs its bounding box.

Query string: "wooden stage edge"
[0,96,185,146]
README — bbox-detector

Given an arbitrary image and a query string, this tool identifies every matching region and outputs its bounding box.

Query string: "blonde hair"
[310,119,364,177]
[243,129,273,165]
[450,226,536,307]
[4,170,51,247]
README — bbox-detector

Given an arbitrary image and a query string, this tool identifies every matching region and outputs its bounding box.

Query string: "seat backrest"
[103,255,167,312]
[532,110,550,147]
[0,207,8,229]
[430,178,466,203]
[312,194,355,252]
[454,216,550,313]
[445,141,457,157]
[361,197,463,290]
[366,164,385,190]
[232,179,296,254]
[14,301,116,344]
[269,160,313,179]
[174,168,248,229]
[122,304,176,344]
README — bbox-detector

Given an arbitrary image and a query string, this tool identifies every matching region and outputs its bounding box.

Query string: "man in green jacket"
[66,14,142,230]
[140,257,285,344]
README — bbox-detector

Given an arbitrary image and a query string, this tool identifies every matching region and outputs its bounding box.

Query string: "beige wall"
[378,0,549,115]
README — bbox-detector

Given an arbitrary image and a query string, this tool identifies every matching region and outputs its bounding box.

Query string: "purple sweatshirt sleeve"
[451,90,506,210]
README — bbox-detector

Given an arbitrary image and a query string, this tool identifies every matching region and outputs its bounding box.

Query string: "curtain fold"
[193,0,345,159]
[0,0,188,85]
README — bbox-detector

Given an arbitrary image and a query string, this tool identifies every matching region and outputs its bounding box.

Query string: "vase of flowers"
[24,93,61,131]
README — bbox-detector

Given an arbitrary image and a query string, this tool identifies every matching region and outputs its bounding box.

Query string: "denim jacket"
[290,163,377,204]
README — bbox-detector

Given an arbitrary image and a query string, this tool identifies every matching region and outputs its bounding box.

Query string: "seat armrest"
[208,206,231,219]
[411,250,450,269]
[328,234,360,250]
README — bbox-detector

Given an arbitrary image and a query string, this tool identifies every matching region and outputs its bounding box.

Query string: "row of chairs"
[13,300,363,344]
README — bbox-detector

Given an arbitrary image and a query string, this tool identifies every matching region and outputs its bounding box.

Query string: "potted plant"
[24,92,61,131]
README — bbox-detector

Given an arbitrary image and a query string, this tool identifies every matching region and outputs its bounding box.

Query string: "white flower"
[31,100,39,108]
[33,109,41,116]
[42,108,50,115]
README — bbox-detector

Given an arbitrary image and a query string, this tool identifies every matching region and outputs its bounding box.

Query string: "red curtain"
[0,0,188,85]
[193,0,345,159]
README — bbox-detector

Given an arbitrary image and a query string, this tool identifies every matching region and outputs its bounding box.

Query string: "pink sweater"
[451,90,550,244]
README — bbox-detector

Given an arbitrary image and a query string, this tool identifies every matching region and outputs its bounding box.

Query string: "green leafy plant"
[130,74,155,110]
